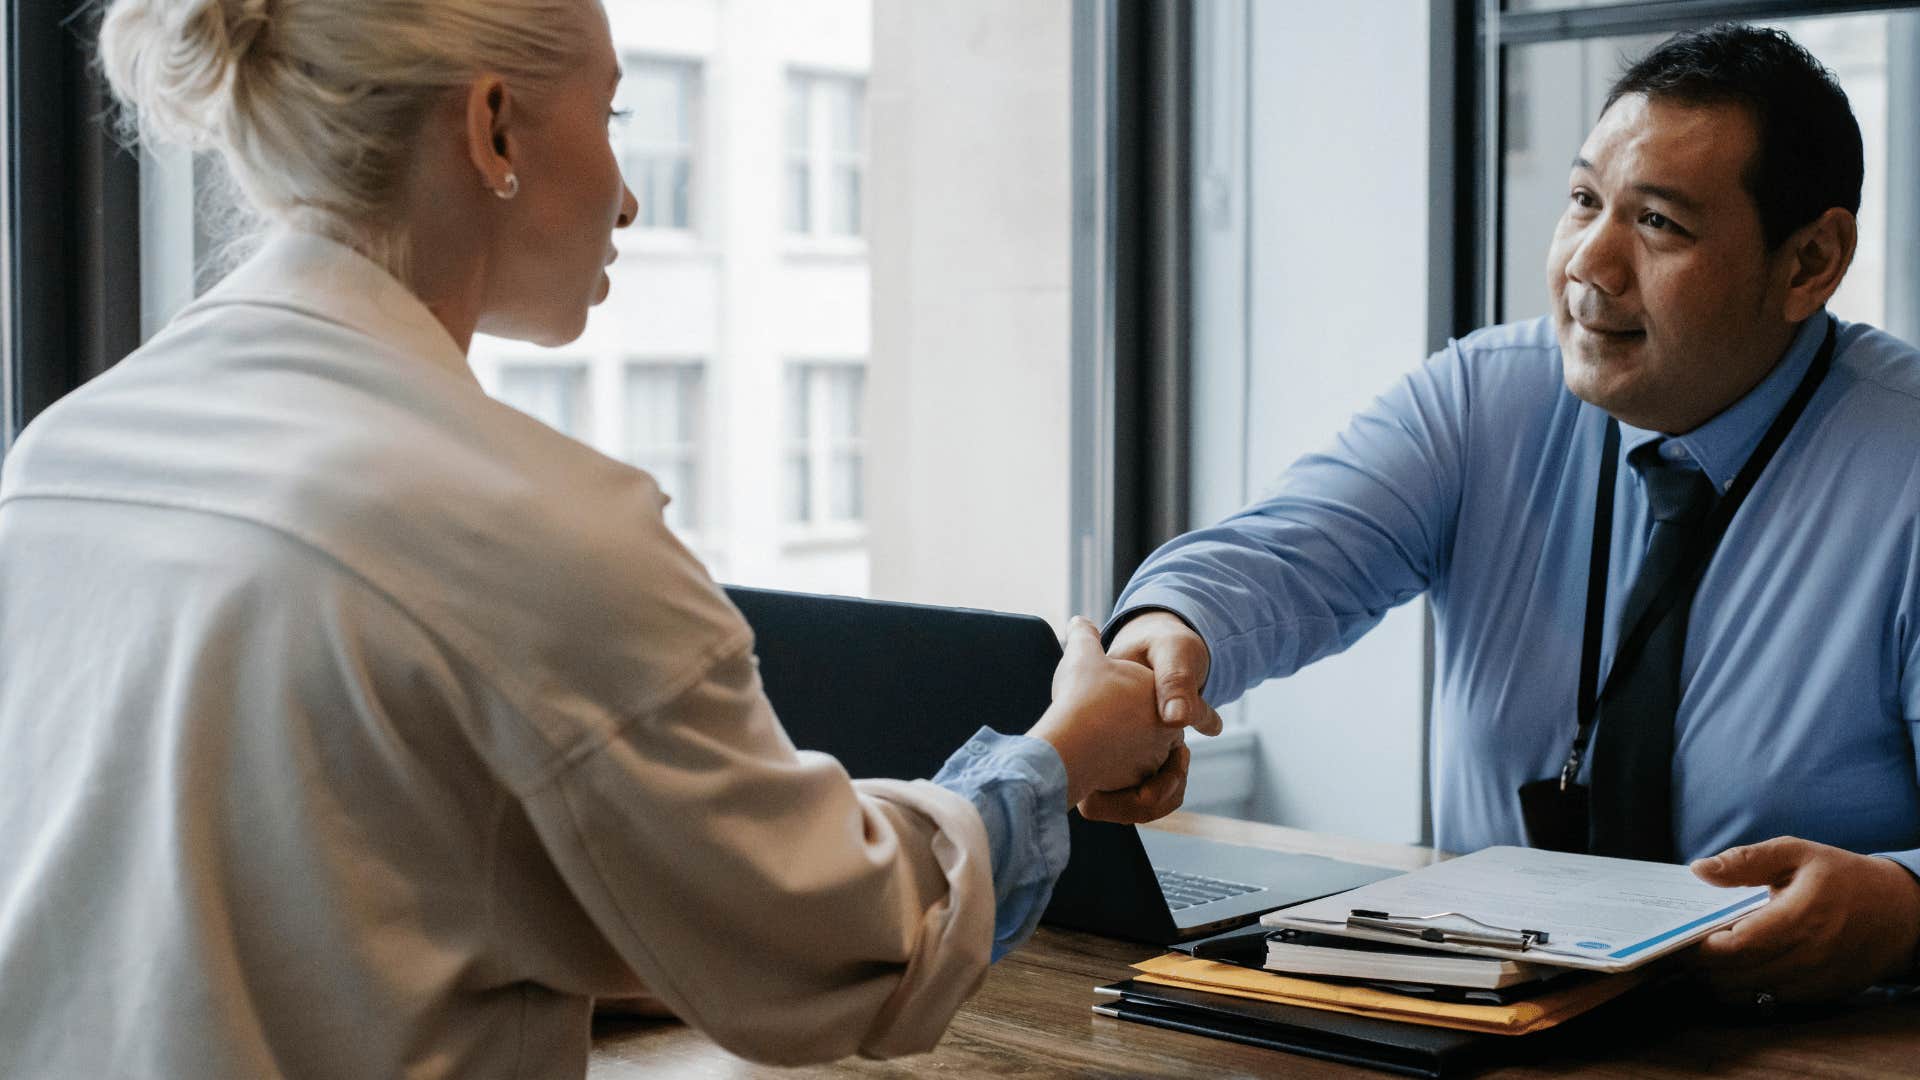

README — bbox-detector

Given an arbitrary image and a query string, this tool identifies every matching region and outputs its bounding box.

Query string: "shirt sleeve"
[516,643,997,1065]
[929,727,1071,961]
[1885,514,1920,885]
[1108,343,1471,706]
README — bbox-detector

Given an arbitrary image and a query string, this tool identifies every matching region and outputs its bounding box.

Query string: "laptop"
[724,585,1398,944]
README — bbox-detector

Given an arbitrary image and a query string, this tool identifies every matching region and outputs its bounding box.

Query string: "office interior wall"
[867,1,1073,629]
[1222,0,1431,844]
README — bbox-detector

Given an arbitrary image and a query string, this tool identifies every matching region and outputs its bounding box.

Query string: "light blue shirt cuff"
[931,726,1071,962]
[1104,587,1231,704]
[1876,850,1920,880]
[1873,853,1920,979]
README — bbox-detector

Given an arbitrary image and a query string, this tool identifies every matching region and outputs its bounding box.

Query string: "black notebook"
[1093,978,1491,1079]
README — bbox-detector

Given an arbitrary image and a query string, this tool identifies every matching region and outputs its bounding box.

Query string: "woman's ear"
[463,76,517,198]
[1778,207,1858,324]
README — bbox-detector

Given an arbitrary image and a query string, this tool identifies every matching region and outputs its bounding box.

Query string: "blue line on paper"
[1609,892,1769,960]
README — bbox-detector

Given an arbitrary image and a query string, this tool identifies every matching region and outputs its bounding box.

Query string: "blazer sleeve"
[517,642,995,1065]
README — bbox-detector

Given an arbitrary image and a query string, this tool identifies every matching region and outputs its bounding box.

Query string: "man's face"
[1547,94,1788,434]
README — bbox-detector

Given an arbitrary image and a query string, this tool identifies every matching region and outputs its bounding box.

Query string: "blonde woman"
[0,1,1197,1075]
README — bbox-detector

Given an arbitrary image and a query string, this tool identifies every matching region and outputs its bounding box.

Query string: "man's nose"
[1563,217,1631,297]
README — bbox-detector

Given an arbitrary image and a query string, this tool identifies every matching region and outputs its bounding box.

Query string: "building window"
[625,361,704,532]
[617,57,698,232]
[784,361,865,526]
[785,72,865,239]
[496,363,590,439]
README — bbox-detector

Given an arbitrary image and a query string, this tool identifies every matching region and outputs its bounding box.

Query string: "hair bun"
[98,0,276,148]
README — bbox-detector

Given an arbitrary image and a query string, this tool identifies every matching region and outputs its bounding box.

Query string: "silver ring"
[1753,991,1777,1008]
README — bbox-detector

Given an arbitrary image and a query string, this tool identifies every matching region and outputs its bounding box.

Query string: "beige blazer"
[0,231,993,1078]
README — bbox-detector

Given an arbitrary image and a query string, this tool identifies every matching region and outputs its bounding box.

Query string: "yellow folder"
[1131,953,1648,1036]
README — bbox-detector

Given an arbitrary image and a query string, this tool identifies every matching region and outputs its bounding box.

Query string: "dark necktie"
[1587,440,1717,862]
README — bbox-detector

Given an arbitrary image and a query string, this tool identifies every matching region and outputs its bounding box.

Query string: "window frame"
[615,52,702,238]
[622,357,706,536]
[782,69,868,252]
[488,358,595,442]
[781,358,866,543]
[2,6,141,462]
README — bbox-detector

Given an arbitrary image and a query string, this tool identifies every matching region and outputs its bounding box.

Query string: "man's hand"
[1107,610,1224,736]
[1689,837,1920,1003]
[1028,618,1184,807]
[1079,742,1190,824]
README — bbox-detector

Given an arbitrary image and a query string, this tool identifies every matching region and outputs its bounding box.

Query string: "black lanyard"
[1556,316,1839,789]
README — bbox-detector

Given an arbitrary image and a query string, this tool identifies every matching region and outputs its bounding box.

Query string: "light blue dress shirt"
[1115,313,1920,877]
[932,727,1070,960]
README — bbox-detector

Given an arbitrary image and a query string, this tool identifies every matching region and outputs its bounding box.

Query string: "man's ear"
[1777,207,1857,324]
[463,76,515,196]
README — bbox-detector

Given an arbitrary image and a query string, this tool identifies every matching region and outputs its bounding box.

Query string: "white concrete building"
[471,0,878,597]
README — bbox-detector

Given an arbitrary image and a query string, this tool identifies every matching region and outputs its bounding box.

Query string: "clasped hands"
[1030,610,1220,824]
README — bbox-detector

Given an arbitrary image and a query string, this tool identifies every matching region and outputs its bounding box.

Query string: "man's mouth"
[1575,318,1645,339]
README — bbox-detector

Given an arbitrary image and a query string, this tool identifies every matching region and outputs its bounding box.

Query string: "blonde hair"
[97,0,590,272]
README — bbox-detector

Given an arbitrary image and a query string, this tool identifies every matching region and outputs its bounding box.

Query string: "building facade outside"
[471,0,876,597]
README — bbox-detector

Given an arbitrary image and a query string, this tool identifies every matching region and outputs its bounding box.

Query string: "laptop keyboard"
[1155,868,1264,911]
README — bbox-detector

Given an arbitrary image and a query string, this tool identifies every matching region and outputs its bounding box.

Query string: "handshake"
[1026,611,1221,824]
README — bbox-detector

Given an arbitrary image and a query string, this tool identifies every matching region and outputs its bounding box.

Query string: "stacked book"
[1092,846,1771,1078]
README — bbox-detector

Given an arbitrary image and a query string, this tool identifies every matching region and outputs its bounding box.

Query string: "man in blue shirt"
[1107,24,1920,1003]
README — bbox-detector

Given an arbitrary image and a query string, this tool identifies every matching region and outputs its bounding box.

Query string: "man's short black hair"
[1603,23,1862,250]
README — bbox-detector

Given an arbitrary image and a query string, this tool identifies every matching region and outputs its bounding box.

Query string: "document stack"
[1092,846,1770,1078]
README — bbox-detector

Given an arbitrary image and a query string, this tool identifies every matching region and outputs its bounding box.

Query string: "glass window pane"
[830,165,861,237]
[617,58,696,231]
[1506,0,1633,10]
[827,365,862,438]
[786,163,811,234]
[784,365,810,441]
[624,363,702,531]
[669,159,691,229]
[827,79,863,154]
[828,449,862,521]
[496,365,587,437]
[786,75,810,153]
[784,452,810,523]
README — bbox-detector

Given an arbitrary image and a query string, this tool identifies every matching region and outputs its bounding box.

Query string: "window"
[625,361,704,532]
[494,363,590,439]
[785,72,865,239]
[107,0,1077,616]
[783,361,864,529]
[616,57,698,232]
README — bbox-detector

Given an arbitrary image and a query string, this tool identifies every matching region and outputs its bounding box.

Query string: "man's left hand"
[1690,837,1920,1003]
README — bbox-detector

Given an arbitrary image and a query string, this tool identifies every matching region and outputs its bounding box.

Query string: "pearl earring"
[494,173,520,200]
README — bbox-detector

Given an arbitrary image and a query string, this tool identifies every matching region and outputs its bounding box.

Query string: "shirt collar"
[1615,312,1830,492]
[184,229,477,385]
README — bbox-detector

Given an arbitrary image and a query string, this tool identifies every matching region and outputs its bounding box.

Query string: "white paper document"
[1261,845,1770,973]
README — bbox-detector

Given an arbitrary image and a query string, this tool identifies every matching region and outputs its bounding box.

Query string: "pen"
[1346,909,1551,951]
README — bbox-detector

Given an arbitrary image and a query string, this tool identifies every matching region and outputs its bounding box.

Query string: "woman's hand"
[1028,617,1187,809]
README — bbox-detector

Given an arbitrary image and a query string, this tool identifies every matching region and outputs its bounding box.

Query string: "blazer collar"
[183,229,477,385]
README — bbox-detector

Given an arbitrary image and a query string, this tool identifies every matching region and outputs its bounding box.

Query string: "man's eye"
[1569,190,1597,209]
[1641,210,1677,232]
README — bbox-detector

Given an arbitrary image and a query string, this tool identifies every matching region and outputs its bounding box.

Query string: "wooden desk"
[588,813,1920,1078]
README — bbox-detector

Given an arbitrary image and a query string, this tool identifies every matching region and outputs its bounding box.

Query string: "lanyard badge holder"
[1518,318,1837,854]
